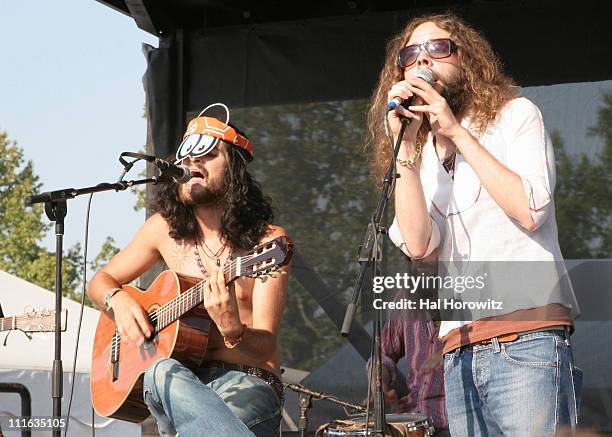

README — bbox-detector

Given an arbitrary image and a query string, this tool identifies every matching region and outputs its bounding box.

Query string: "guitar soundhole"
[142,335,158,351]
[143,304,160,349]
[146,319,158,343]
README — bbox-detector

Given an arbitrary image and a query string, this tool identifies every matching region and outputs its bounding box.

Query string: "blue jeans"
[444,329,583,437]
[143,358,282,437]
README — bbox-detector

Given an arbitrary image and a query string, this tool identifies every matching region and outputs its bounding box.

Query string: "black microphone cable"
[63,190,94,437]
[64,156,141,437]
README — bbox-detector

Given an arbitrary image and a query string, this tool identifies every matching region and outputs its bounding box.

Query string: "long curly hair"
[151,142,273,252]
[367,13,517,183]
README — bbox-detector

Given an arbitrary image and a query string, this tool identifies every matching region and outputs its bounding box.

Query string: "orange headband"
[176,116,254,162]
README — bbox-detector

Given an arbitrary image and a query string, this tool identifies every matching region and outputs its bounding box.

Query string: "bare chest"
[158,238,255,311]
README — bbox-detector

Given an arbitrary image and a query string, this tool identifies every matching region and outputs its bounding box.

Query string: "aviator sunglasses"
[397,38,458,69]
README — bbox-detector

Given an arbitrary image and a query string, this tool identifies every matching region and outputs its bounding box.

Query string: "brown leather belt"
[472,325,568,347]
[474,332,519,345]
[203,360,284,401]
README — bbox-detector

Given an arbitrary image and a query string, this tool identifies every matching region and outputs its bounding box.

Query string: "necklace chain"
[201,238,226,258]
[195,234,227,269]
[434,136,457,176]
[442,151,456,177]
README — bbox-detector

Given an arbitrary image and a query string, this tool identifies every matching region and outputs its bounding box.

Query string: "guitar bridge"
[111,331,120,382]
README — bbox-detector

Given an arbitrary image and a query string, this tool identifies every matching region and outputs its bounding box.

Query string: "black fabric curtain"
[181,2,611,112]
[142,35,181,161]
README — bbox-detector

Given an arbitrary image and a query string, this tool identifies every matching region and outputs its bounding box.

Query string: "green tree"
[233,101,391,369]
[0,131,122,308]
[0,131,82,297]
[586,91,612,257]
[554,91,612,259]
[90,236,121,272]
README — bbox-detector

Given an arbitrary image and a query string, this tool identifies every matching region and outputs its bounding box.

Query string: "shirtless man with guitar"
[87,109,292,437]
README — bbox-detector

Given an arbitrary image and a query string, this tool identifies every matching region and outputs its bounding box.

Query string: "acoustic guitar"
[90,236,293,423]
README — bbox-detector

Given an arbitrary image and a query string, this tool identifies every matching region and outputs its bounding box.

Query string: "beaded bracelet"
[223,324,247,349]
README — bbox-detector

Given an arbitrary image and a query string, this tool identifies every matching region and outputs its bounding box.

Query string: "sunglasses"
[397,38,458,69]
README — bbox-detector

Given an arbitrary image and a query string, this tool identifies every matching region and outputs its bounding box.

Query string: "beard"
[178,172,227,206]
[416,69,471,140]
[439,69,471,116]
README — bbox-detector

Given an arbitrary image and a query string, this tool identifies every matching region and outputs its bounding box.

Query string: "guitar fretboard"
[0,316,15,332]
[148,261,239,333]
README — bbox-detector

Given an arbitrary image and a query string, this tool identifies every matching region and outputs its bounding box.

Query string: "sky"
[1,1,610,266]
[1,1,157,258]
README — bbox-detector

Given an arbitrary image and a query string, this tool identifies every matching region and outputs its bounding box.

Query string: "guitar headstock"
[238,236,293,280]
[14,308,68,333]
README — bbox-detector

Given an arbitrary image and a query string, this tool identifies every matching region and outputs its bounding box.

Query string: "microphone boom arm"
[25,175,173,206]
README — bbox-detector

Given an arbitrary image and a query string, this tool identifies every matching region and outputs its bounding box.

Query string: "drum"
[319,413,434,437]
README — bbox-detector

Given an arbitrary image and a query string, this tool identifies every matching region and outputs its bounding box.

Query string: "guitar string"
[146,247,280,326]
[111,248,281,344]
[112,263,231,345]
[147,260,233,325]
[111,257,237,345]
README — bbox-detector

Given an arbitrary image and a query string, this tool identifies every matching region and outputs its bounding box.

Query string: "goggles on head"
[175,116,254,163]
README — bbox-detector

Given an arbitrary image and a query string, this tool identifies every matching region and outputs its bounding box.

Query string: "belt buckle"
[498,333,519,343]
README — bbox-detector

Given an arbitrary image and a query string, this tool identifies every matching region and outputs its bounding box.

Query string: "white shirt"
[388,97,579,338]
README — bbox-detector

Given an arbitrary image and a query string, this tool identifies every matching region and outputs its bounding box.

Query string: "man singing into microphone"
[87,108,289,436]
[367,13,581,436]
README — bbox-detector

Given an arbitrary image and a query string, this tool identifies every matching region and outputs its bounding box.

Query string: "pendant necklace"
[442,152,457,178]
[435,136,457,179]
[194,234,227,273]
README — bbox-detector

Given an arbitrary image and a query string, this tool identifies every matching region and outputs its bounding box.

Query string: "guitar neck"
[0,316,15,332]
[150,281,207,333]
[145,236,290,334]
[150,263,238,333]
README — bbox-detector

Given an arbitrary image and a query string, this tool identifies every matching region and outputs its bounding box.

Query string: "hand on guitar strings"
[109,291,153,346]
[204,268,244,339]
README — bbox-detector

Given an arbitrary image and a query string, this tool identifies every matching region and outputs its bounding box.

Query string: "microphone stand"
[25,174,174,437]
[341,117,409,436]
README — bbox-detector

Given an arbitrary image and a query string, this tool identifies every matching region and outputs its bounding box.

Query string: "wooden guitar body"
[90,271,210,423]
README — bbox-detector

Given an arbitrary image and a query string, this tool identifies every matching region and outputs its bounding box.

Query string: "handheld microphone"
[387,68,435,111]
